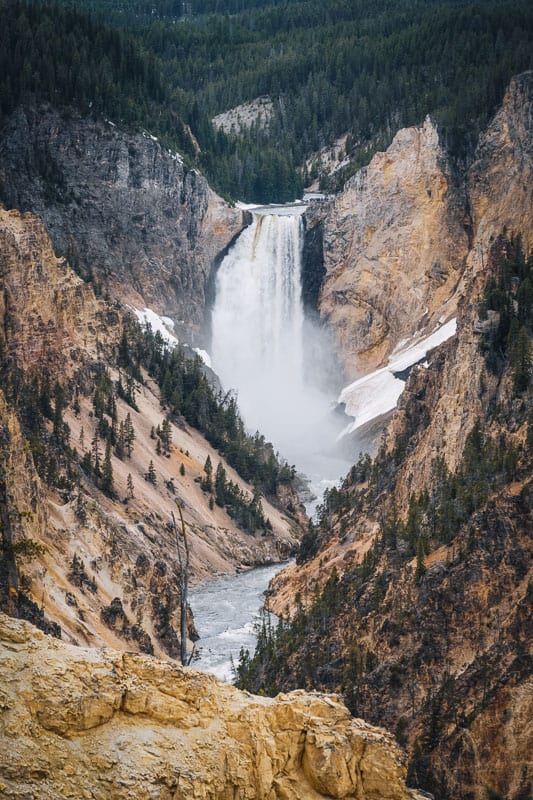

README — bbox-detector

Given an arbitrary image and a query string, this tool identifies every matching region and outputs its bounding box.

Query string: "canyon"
[256,73,533,800]
[0,67,531,800]
[0,204,301,658]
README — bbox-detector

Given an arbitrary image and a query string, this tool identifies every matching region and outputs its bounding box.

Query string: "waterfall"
[211,206,347,485]
[212,208,304,427]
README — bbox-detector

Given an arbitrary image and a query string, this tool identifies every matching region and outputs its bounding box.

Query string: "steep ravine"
[255,73,533,800]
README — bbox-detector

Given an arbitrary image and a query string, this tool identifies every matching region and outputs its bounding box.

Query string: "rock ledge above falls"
[0,613,425,800]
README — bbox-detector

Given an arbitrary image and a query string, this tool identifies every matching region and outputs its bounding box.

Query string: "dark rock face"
[0,104,244,338]
[301,203,328,314]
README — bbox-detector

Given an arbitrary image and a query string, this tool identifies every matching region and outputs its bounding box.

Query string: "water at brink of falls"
[211,205,350,504]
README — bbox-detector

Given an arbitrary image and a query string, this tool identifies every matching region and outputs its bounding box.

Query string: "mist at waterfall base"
[211,207,351,510]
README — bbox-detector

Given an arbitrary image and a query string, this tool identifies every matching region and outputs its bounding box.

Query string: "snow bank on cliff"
[339,319,457,436]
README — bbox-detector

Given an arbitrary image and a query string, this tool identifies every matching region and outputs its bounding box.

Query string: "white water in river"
[190,563,283,681]
[211,206,350,504]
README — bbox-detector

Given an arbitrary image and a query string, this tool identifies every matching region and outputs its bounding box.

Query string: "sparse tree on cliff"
[160,417,172,456]
[145,460,157,485]
[201,454,213,492]
[415,538,426,584]
[102,438,114,494]
[91,430,101,479]
[124,412,135,458]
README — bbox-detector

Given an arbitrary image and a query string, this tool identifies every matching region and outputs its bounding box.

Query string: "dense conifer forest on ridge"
[1,0,532,201]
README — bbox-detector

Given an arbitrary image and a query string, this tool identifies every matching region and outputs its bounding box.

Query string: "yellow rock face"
[320,117,468,378]
[0,613,422,800]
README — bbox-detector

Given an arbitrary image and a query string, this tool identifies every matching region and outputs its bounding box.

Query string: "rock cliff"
[319,116,469,379]
[0,613,424,800]
[0,104,245,340]
[0,207,115,370]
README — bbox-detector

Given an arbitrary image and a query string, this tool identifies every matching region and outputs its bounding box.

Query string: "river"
[189,562,286,681]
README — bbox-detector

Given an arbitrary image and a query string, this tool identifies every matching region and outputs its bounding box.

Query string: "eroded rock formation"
[319,116,469,378]
[0,613,424,800]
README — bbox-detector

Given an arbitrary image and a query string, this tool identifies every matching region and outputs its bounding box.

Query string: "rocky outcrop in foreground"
[0,613,423,800]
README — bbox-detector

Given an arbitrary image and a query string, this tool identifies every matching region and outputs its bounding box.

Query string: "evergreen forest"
[1,0,533,201]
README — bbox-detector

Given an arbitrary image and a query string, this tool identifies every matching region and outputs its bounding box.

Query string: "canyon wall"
[0,104,245,340]
[317,73,533,382]
[318,117,469,379]
[263,73,533,800]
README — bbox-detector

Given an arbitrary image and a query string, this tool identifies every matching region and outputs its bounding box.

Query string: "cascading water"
[191,206,350,678]
[211,206,350,498]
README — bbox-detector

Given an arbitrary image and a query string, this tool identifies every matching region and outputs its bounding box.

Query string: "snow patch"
[194,348,212,368]
[132,308,179,347]
[339,319,457,436]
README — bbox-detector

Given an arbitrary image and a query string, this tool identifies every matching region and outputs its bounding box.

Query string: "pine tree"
[180,462,185,476]
[102,438,114,494]
[145,460,157,485]
[91,429,101,479]
[215,462,227,507]
[118,330,130,368]
[75,486,87,523]
[201,454,213,491]
[125,372,137,409]
[510,325,531,394]
[160,417,172,456]
[115,421,126,459]
[127,473,135,499]
[124,412,135,458]
[415,538,426,584]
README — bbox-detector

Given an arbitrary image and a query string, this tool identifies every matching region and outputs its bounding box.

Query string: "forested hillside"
[1,0,533,201]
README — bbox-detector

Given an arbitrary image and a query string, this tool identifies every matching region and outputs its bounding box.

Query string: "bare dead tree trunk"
[172,504,190,667]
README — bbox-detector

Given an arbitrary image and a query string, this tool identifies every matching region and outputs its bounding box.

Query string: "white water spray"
[211,206,349,495]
